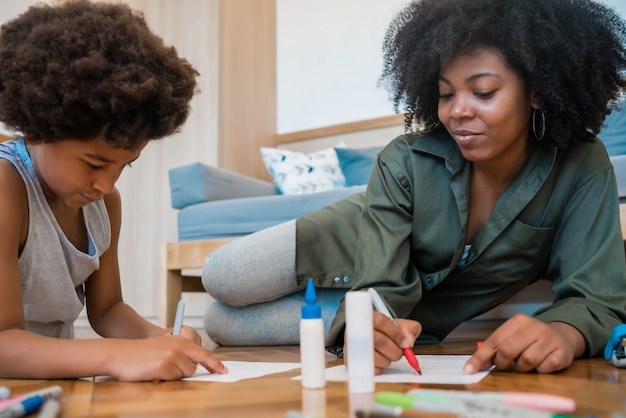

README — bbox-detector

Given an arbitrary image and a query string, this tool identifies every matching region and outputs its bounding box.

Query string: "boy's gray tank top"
[0,139,111,338]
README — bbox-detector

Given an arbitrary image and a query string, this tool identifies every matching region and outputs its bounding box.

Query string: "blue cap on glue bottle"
[302,278,321,319]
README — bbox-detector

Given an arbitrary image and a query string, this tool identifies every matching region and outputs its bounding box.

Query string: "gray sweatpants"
[201,220,346,345]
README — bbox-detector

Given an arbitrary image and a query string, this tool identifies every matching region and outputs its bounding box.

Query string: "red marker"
[402,347,422,375]
[368,288,422,375]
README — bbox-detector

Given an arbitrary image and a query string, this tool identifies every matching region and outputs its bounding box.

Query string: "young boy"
[0,0,226,381]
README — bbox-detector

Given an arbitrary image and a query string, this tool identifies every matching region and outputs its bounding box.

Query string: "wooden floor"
[3,319,626,417]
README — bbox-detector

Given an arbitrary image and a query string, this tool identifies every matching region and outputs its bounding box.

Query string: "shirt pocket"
[470,219,555,285]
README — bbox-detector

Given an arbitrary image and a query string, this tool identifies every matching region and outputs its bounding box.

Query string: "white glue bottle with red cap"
[300,278,326,389]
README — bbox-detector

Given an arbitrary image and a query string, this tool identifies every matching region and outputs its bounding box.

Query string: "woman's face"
[437,49,538,166]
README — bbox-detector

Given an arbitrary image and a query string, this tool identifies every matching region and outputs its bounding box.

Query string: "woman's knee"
[202,221,298,306]
[201,242,244,304]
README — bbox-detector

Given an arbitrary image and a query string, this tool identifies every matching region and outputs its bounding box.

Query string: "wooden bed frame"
[159,238,235,327]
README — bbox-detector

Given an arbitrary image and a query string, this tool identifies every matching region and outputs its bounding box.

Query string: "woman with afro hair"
[0,0,226,380]
[202,0,626,375]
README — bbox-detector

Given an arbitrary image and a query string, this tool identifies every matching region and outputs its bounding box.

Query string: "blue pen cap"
[22,395,45,414]
[302,278,321,319]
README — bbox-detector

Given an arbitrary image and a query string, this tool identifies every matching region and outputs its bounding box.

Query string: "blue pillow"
[260,145,346,195]
[334,146,382,186]
[169,162,278,209]
[599,106,626,157]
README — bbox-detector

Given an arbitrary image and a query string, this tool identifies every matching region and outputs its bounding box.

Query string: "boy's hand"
[107,335,227,381]
[463,314,585,375]
[178,325,203,345]
[159,325,202,345]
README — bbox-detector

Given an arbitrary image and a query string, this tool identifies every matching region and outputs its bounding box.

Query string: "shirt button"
[333,277,341,284]
[343,276,350,283]
[426,276,433,284]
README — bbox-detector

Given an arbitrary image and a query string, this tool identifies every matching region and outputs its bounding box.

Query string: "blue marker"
[0,395,44,418]
[172,299,185,335]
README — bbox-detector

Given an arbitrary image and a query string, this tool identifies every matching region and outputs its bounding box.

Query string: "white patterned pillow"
[260,145,347,195]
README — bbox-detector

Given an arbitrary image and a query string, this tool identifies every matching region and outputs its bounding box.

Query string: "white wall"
[276,0,626,134]
[604,0,626,17]
[276,0,409,134]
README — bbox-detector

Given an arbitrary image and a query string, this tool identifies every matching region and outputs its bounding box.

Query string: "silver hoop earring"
[532,109,546,141]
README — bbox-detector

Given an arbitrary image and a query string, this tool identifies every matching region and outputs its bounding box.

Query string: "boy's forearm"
[88,301,164,339]
[0,328,117,379]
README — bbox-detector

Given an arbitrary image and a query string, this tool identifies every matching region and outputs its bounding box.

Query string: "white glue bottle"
[345,290,374,393]
[300,278,326,389]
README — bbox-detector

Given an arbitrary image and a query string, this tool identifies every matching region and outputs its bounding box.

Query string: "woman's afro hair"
[0,0,199,149]
[379,0,626,148]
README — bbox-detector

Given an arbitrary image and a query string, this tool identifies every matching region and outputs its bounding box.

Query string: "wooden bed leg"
[159,243,183,328]
[159,238,237,328]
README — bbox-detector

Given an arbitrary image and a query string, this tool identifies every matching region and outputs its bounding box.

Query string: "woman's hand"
[463,314,586,375]
[372,312,421,375]
[343,312,420,374]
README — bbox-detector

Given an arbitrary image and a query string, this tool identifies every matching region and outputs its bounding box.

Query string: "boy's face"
[26,137,147,209]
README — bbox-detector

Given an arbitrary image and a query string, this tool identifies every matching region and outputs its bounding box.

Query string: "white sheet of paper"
[296,355,491,384]
[184,361,301,383]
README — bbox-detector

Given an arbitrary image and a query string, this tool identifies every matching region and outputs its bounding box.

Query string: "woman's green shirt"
[296,131,626,357]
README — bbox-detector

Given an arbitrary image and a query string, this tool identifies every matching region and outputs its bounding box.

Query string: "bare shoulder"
[0,158,28,265]
[0,159,27,215]
[0,158,27,331]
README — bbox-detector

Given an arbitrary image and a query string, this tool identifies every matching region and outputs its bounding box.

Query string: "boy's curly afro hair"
[0,0,199,149]
[379,0,626,149]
